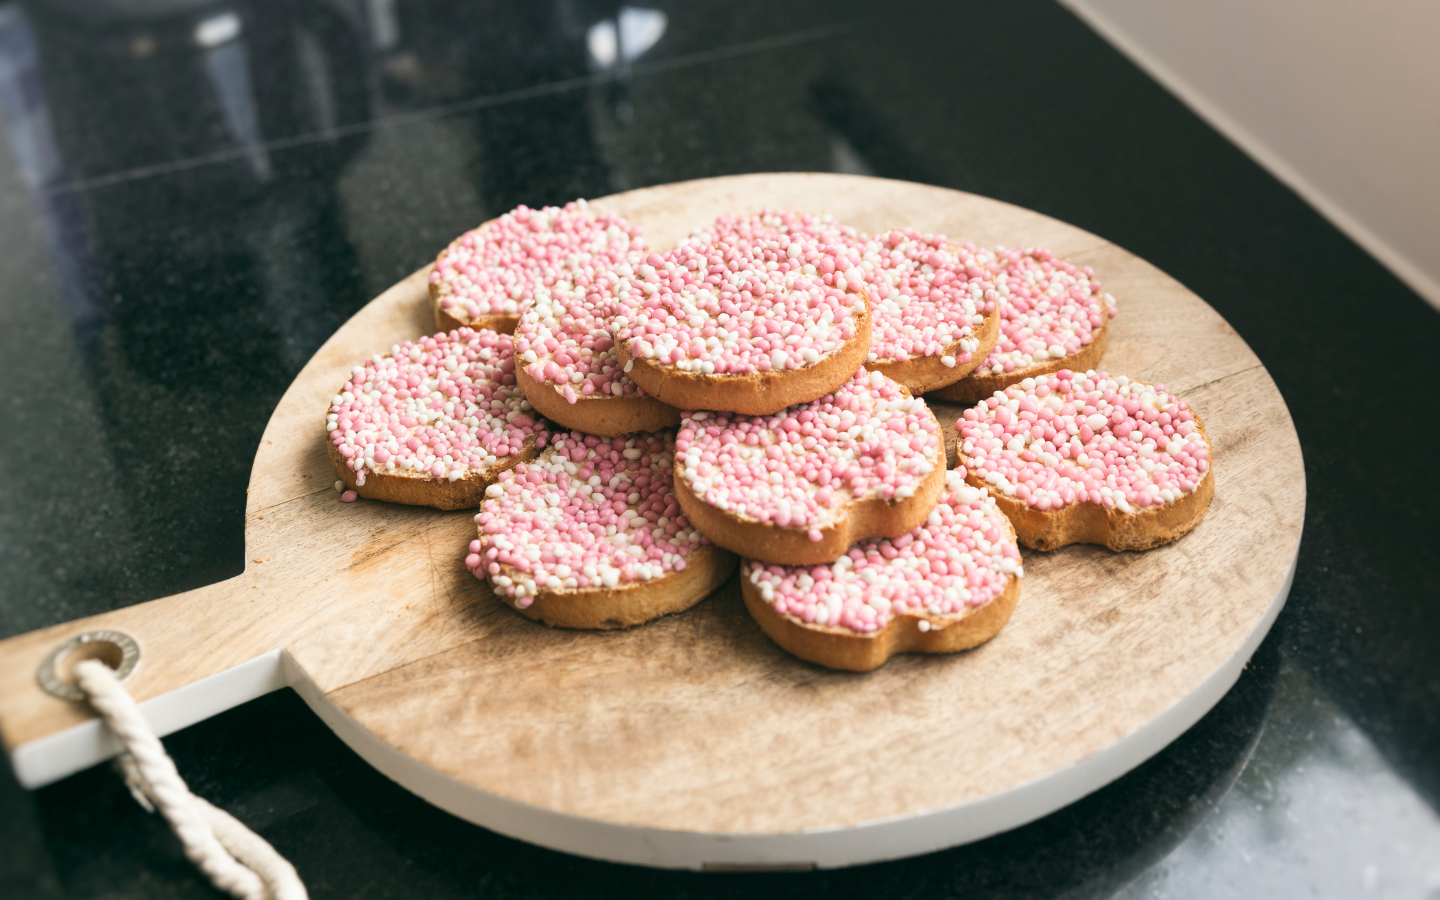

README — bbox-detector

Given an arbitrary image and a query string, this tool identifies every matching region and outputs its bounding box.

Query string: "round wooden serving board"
[0,174,1304,870]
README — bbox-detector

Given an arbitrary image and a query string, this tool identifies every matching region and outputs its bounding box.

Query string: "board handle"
[0,575,288,782]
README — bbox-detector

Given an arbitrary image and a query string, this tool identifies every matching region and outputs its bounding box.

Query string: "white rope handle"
[73,659,308,900]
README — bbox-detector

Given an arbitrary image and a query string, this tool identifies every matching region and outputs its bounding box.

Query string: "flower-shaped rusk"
[468,430,736,629]
[955,369,1213,551]
[742,471,1023,671]
[675,368,947,566]
[693,211,1002,394]
[612,235,871,416]
[932,246,1117,403]
[514,264,680,436]
[327,328,548,510]
[429,200,645,335]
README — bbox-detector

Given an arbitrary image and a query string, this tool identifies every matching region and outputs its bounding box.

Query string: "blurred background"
[0,1,1437,898]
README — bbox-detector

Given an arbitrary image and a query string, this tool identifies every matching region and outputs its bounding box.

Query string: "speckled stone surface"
[1,2,1437,898]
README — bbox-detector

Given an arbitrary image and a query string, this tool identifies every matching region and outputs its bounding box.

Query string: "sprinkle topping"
[969,246,1117,376]
[431,201,645,323]
[676,369,941,537]
[514,264,645,404]
[611,235,866,376]
[685,208,859,250]
[469,430,710,606]
[860,230,996,367]
[327,328,547,487]
[747,471,1020,634]
[693,211,997,367]
[957,369,1210,512]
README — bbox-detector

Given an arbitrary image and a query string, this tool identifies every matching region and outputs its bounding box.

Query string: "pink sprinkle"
[696,212,997,367]
[430,201,644,325]
[341,490,357,502]
[676,368,941,529]
[749,472,1020,634]
[862,230,997,366]
[466,430,712,600]
[967,246,1117,376]
[326,328,548,486]
[512,223,651,402]
[956,370,1209,512]
[611,230,866,378]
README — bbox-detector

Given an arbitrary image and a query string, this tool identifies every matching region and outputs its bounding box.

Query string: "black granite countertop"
[2,1,1438,897]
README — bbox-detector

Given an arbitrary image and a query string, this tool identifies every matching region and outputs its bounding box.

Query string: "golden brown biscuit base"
[958,410,1214,551]
[674,423,949,566]
[616,303,873,417]
[428,218,520,336]
[868,300,1002,395]
[516,363,680,437]
[492,543,737,629]
[927,314,1110,405]
[741,564,1020,672]
[430,276,518,336]
[432,298,517,337]
[328,432,542,511]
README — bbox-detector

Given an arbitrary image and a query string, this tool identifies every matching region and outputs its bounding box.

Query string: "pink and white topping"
[747,471,1021,634]
[860,230,995,368]
[676,369,942,541]
[514,265,646,404]
[431,201,645,323]
[468,431,710,606]
[957,369,1210,512]
[327,329,547,487]
[969,246,1117,377]
[611,236,867,377]
[693,211,997,368]
[684,208,859,250]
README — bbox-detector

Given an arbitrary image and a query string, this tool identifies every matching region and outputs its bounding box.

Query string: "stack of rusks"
[326,202,1214,671]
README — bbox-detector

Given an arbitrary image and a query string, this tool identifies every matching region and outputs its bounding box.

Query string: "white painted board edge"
[11,649,288,789]
[8,550,1295,869]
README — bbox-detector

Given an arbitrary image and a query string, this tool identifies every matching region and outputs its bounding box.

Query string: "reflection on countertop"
[1116,658,1440,900]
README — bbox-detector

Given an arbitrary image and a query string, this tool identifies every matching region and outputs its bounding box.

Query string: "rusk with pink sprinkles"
[468,430,736,629]
[692,211,1002,394]
[326,328,549,510]
[857,229,1001,393]
[429,201,645,335]
[741,471,1022,671]
[674,368,947,566]
[955,369,1213,550]
[612,236,872,416]
[932,246,1117,403]
[514,264,680,436]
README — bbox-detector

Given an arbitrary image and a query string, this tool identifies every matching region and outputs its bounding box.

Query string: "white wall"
[1059,0,1440,309]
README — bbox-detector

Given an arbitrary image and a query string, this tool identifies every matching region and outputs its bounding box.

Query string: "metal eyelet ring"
[37,630,140,701]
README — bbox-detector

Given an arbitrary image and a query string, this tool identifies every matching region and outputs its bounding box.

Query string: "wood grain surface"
[0,173,1304,836]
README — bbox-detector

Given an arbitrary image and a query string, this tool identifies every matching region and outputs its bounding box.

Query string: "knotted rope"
[73,659,307,900]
